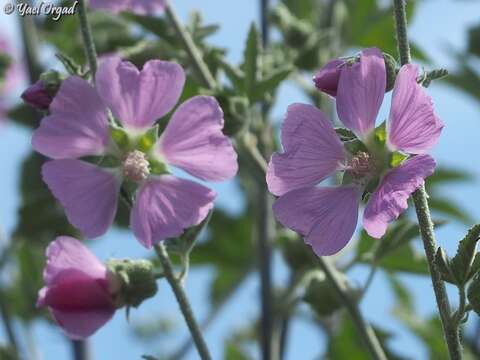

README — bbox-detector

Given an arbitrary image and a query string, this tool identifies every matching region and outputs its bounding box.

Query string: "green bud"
[280,233,317,272]
[107,259,158,308]
[303,271,349,317]
[383,53,398,92]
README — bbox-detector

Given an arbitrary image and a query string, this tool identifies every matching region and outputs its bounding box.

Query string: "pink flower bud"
[313,58,344,97]
[21,80,54,110]
[37,237,116,339]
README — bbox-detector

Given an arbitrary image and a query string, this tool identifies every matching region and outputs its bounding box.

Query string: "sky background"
[1,0,480,359]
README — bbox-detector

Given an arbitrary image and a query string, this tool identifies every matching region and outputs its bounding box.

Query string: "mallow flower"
[32,56,238,248]
[38,236,158,339]
[89,0,165,15]
[267,48,443,256]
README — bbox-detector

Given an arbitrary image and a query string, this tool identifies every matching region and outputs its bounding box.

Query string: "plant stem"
[392,1,463,359]
[71,340,89,360]
[0,290,18,355]
[318,258,387,360]
[154,243,212,360]
[164,1,217,90]
[77,0,98,79]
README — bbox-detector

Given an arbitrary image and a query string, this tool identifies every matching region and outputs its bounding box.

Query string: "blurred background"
[1,0,480,359]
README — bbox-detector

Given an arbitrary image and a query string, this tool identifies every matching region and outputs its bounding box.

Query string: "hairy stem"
[71,340,90,360]
[318,258,387,360]
[154,243,212,360]
[392,2,462,358]
[77,0,98,79]
[164,1,217,90]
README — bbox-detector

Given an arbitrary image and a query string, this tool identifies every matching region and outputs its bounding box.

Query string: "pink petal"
[363,154,436,238]
[313,58,344,97]
[266,103,345,196]
[42,160,121,238]
[273,186,360,256]
[43,236,106,285]
[387,64,444,154]
[96,56,185,131]
[157,96,238,182]
[336,48,386,136]
[32,76,110,159]
[90,0,165,15]
[131,176,215,248]
[50,308,115,340]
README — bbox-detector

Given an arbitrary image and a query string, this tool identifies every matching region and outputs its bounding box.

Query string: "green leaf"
[216,57,245,92]
[428,197,472,224]
[335,128,357,142]
[450,224,480,285]
[165,212,212,255]
[387,274,414,311]
[434,247,456,284]
[252,66,292,102]
[467,273,480,316]
[243,23,260,101]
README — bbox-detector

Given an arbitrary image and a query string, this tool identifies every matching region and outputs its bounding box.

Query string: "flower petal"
[387,64,444,154]
[42,236,106,285]
[336,48,386,136]
[313,58,344,97]
[363,154,436,238]
[42,160,121,238]
[273,186,360,256]
[50,308,115,340]
[157,96,238,181]
[32,76,110,159]
[96,56,185,130]
[266,103,345,196]
[131,176,215,248]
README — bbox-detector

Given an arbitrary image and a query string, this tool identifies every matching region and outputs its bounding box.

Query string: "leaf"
[7,104,40,129]
[387,274,414,311]
[243,23,260,101]
[428,197,472,224]
[165,212,212,255]
[252,66,292,102]
[450,224,480,285]
[434,247,456,284]
[467,273,480,316]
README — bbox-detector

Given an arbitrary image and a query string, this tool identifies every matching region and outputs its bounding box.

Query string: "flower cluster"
[267,48,443,256]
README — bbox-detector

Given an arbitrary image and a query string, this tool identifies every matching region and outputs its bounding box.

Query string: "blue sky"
[1,0,480,359]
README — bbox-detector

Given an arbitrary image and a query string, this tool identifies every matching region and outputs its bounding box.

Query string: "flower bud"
[313,58,344,97]
[37,237,117,339]
[106,259,158,308]
[22,70,63,110]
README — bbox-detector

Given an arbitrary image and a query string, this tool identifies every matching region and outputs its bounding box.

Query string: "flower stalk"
[392,0,462,358]
[154,243,212,360]
[77,0,98,79]
[164,0,217,90]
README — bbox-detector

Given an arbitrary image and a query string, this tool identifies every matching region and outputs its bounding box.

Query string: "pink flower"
[32,56,238,248]
[21,80,55,110]
[267,47,443,256]
[37,237,116,339]
[89,0,166,15]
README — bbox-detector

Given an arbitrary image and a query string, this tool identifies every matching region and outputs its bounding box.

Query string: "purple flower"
[32,56,238,248]
[89,0,166,15]
[313,58,344,97]
[267,47,443,256]
[21,80,55,110]
[37,236,116,339]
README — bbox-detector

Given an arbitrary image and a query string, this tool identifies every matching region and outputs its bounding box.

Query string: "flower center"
[122,150,150,182]
[349,152,372,179]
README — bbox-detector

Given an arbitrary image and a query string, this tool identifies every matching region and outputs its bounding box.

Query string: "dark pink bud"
[313,58,345,97]
[37,237,116,339]
[21,80,54,110]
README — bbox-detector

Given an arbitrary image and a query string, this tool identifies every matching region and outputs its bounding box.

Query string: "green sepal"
[374,121,386,146]
[107,259,158,308]
[110,125,130,151]
[389,152,408,168]
[81,155,121,168]
[149,157,169,175]
[335,127,357,142]
[383,52,398,92]
[136,125,159,153]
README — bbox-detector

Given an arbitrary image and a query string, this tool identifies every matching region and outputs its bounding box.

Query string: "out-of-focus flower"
[32,56,238,248]
[37,236,116,339]
[89,0,166,15]
[268,47,443,256]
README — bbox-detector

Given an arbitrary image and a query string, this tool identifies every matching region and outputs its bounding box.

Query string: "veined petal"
[273,186,360,256]
[42,160,121,238]
[96,56,185,131]
[313,58,344,97]
[43,237,106,285]
[336,48,386,136]
[32,76,110,159]
[50,308,115,340]
[387,64,444,154]
[266,103,345,196]
[131,176,215,248]
[157,96,238,181]
[363,154,436,238]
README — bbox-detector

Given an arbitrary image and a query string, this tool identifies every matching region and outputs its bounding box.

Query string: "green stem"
[154,243,212,360]
[164,1,217,90]
[453,286,467,325]
[0,289,18,355]
[392,1,462,358]
[318,258,387,360]
[77,0,98,79]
